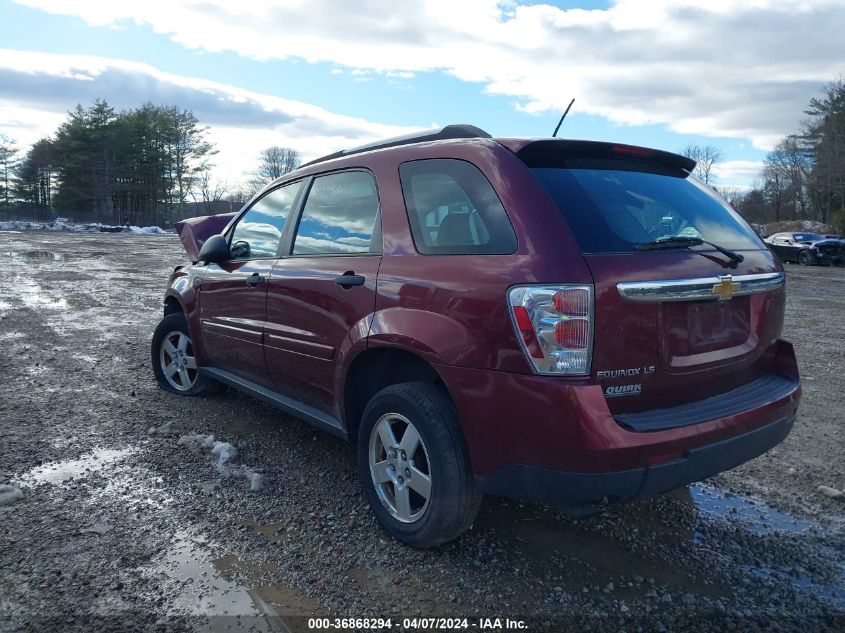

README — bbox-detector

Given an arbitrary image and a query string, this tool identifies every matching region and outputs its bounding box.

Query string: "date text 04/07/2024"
[307,617,528,630]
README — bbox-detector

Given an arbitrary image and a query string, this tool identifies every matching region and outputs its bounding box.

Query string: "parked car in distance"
[153,124,801,547]
[764,231,844,266]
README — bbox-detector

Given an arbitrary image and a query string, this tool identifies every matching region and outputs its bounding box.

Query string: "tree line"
[0,99,301,227]
[3,83,842,232]
[728,79,845,233]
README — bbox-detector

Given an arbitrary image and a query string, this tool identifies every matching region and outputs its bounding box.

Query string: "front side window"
[292,171,380,255]
[230,180,302,259]
[399,159,517,255]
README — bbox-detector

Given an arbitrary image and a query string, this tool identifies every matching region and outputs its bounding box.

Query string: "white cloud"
[0,49,416,184]
[12,0,845,150]
[714,160,765,187]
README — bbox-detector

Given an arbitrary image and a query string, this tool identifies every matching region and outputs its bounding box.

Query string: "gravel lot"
[1,231,843,633]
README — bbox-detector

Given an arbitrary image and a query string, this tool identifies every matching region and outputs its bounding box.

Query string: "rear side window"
[530,161,764,253]
[292,171,380,255]
[400,159,517,255]
[230,180,302,259]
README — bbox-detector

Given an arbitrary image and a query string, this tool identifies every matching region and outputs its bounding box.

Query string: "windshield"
[530,163,765,254]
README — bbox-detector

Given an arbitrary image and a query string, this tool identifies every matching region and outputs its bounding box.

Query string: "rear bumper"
[476,415,794,512]
[435,339,800,508]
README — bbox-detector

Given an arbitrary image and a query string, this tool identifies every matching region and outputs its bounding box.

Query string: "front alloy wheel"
[369,413,432,523]
[159,330,198,391]
[151,311,218,396]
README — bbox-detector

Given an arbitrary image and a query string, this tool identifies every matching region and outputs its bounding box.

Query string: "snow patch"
[0,220,171,234]
[0,484,24,506]
[147,420,187,436]
[177,433,264,491]
[800,220,827,231]
[127,225,167,234]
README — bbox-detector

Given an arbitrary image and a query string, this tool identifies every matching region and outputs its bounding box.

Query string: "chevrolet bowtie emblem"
[712,275,740,301]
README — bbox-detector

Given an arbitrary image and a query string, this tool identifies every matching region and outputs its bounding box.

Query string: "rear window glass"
[399,159,517,255]
[530,161,764,253]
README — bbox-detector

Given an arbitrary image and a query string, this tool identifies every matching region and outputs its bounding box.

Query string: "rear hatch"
[518,140,786,415]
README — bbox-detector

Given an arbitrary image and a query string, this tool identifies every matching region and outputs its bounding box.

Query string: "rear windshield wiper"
[635,236,745,267]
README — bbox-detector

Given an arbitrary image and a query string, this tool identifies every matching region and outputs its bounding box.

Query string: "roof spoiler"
[302,124,491,167]
[515,139,697,173]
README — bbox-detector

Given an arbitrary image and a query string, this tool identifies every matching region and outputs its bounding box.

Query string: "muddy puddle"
[5,249,69,261]
[473,482,845,612]
[148,529,321,632]
[691,482,820,535]
[19,447,139,484]
[691,483,845,611]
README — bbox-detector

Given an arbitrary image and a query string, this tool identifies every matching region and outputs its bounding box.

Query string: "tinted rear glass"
[530,161,764,253]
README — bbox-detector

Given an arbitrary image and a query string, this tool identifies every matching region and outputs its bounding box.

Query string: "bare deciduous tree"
[761,136,811,222]
[681,144,724,185]
[190,168,228,213]
[249,146,301,192]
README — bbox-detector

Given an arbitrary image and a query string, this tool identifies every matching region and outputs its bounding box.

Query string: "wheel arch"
[163,294,183,316]
[343,347,455,441]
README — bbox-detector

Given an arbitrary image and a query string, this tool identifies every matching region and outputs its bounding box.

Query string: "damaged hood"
[174,213,236,261]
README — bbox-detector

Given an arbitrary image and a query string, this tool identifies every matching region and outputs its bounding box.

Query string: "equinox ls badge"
[712,275,740,301]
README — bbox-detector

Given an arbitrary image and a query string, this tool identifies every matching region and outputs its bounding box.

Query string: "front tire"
[151,312,218,396]
[798,250,813,266]
[357,382,481,548]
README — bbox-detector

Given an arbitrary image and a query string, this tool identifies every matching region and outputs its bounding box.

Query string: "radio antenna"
[552,98,576,138]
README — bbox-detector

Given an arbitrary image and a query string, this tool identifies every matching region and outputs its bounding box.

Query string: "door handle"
[335,273,365,288]
[246,273,266,287]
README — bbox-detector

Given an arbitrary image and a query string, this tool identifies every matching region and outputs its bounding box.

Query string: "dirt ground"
[0,231,843,633]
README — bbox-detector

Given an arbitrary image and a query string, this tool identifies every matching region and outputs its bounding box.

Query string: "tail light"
[507,285,594,375]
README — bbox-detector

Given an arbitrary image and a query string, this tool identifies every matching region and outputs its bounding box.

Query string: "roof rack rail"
[301,124,491,167]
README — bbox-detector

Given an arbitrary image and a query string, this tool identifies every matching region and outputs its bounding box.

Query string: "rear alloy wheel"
[151,312,218,396]
[358,382,481,548]
[798,250,813,266]
[369,413,432,523]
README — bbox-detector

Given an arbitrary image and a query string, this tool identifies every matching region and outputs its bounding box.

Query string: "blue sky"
[2,0,843,189]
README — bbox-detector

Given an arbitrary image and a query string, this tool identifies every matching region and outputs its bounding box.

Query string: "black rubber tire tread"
[357,381,481,548]
[798,250,813,266]
[151,312,219,396]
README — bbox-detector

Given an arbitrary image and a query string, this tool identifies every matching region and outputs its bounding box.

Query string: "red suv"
[152,125,801,547]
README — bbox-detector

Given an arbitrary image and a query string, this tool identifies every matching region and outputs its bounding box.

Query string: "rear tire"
[798,250,813,266]
[151,312,218,396]
[357,382,481,548]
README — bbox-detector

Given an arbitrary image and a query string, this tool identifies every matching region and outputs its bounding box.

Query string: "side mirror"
[197,234,230,264]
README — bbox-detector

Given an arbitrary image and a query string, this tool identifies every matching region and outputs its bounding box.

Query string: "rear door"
[526,148,785,414]
[198,181,303,387]
[265,170,382,414]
